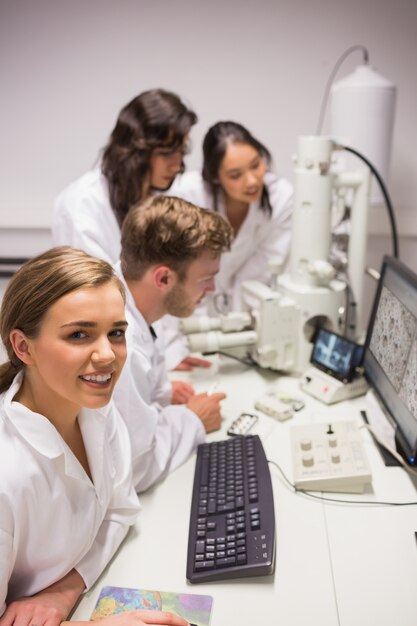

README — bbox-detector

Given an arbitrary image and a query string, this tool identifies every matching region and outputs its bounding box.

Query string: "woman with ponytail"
[0,247,188,626]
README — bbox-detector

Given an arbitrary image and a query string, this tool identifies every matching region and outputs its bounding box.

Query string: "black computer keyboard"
[186,434,275,583]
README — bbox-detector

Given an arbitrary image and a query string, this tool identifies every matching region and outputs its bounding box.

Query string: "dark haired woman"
[53,88,197,265]
[170,121,293,312]
[53,89,207,388]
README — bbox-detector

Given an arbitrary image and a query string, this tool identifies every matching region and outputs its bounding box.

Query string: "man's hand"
[186,391,226,432]
[174,355,212,371]
[171,380,195,404]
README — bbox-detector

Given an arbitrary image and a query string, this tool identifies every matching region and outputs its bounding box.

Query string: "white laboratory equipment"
[290,420,372,493]
[182,135,371,375]
[330,63,396,206]
[299,367,369,405]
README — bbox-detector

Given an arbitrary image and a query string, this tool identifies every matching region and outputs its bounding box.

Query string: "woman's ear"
[9,329,35,366]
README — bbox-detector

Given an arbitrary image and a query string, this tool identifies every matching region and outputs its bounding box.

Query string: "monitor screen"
[311,328,362,382]
[363,256,417,464]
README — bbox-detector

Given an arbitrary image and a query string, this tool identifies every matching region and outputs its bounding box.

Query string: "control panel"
[291,420,372,493]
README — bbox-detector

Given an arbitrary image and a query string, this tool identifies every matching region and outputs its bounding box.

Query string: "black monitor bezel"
[363,255,417,464]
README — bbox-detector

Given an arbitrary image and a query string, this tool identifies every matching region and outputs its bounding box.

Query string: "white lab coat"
[112,265,206,492]
[0,372,140,616]
[170,170,294,310]
[52,169,189,368]
[53,168,121,265]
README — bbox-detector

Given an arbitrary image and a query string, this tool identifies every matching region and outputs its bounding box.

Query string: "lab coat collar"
[2,371,67,460]
[78,403,113,494]
[2,372,110,490]
[217,187,263,235]
[114,262,156,357]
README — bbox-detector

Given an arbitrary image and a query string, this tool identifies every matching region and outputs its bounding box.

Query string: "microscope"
[181,136,371,379]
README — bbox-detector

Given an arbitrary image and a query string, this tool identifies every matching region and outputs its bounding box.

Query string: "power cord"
[342,145,399,258]
[267,458,417,507]
[314,45,399,259]
[315,44,369,135]
[215,350,261,369]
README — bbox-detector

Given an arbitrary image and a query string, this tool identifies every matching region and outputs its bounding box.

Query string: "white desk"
[72,355,417,626]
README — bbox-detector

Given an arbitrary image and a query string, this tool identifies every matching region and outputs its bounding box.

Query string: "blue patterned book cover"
[91,585,213,626]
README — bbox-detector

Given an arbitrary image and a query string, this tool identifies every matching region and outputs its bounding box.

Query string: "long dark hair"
[101,89,197,226]
[202,121,273,215]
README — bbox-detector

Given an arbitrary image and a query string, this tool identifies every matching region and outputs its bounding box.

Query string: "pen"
[207,382,218,395]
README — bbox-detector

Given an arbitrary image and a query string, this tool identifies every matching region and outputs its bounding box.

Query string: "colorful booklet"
[90,585,213,626]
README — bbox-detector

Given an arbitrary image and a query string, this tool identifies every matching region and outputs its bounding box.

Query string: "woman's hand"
[0,570,85,626]
[1,601,191,626]
[0,593,71,626]
[68,609,191,626]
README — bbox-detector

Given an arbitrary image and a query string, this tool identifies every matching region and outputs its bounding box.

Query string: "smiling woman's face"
[17,282,128,416]
[216,142,267,207]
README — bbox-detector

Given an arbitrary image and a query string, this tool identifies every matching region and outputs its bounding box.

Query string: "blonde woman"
[0,247,189,626]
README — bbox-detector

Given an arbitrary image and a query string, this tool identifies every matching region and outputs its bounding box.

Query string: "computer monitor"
[363,255,417,465]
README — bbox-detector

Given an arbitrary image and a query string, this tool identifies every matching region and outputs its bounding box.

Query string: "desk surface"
[72,355,417,626]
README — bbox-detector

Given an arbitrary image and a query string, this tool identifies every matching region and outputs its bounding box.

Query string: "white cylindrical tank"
[290,136,334,286]
[330,64,396,204]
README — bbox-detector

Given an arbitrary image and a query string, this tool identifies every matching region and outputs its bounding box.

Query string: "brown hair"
[0,246,125,394]
[101,89,197,226]
[120,195,232,281]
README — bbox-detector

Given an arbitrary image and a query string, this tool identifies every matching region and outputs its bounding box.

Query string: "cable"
[316,45,369,135]
[267,459,417,507]
[216,350,261,369]
[342,145,399,258]
[360,423,417,477]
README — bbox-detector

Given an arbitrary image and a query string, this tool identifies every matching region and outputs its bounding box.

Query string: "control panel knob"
[300,438,312,451]
[331,453,341,464]
[302,454,314,467]
[328,436,337,448]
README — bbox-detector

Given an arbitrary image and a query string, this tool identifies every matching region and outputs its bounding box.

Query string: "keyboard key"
[216,556,236,567]
[195,541,205,554]
[195,560,215,570]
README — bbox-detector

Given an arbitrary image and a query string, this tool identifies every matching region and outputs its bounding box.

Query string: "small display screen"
[311,328,362,382]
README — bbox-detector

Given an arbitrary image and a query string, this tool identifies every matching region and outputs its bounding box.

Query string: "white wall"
[1,0,417,312]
